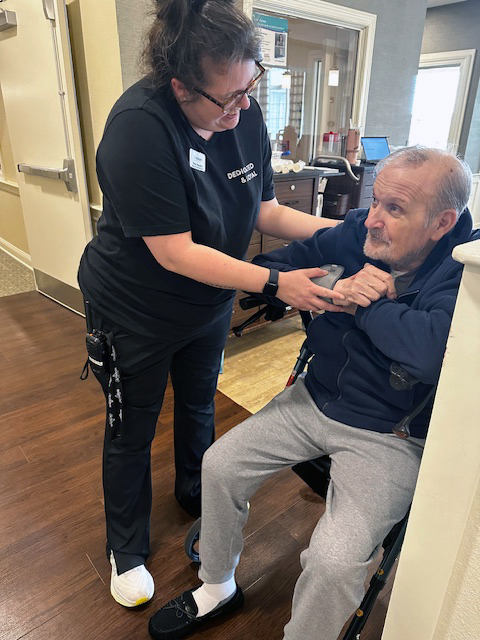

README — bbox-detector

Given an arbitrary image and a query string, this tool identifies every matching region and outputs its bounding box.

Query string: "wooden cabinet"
[274,172,320,214]
[230,170,321,332]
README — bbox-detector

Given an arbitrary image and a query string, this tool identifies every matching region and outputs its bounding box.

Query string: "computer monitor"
[361,137,390,163]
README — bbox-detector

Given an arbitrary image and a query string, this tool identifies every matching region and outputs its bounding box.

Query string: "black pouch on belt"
[80,301,123,439]
[85,329,109,376]
[81,300,109,379]
[81,329,123,439]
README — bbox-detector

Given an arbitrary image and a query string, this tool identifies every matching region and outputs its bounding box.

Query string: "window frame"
[245,0,376,133]
[415,49,476,152]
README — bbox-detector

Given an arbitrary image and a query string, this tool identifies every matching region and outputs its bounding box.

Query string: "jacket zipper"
[321,330,352,412]
[396,288,420,301]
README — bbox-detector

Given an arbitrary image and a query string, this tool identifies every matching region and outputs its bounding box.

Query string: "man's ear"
[430,208,457,241]
[170,77,190,103]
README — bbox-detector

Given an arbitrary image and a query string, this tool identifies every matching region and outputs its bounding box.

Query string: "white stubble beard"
[363,231,425,271]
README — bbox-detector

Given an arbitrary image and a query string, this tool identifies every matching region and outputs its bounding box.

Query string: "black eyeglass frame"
[193,62,265,114]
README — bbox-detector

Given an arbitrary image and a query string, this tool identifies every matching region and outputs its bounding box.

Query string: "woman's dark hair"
[143,0,261,93]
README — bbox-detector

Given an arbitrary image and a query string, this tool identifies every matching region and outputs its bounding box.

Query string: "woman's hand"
[144,234,345,312]
[278,268,346,312]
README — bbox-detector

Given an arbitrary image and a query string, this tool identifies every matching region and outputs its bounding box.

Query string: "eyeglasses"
[194,62,265,114]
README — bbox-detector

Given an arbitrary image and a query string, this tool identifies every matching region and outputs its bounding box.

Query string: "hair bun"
[145,0,260,92]
[191,0,236,12]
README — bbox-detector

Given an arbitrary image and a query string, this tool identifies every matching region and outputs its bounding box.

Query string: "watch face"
[263,281,278,296]
[263,269,279,297]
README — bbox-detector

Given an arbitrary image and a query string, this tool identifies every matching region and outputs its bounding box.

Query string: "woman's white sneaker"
[110,552,154,607]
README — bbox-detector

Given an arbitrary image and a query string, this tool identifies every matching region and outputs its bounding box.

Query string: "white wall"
[382,238,480,640]
[468,174,480,229]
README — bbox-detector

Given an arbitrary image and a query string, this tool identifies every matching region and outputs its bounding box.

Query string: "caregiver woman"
[78,0,344,608]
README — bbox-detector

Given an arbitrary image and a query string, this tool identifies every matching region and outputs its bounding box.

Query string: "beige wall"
[0,85,29,255]
[0,0,123,260]
[382,240,480,640]
[0,189,29,257]
[66,0,123,209]
[434,486,480,640]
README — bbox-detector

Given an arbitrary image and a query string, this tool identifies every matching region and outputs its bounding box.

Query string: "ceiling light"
[328,28,339,87]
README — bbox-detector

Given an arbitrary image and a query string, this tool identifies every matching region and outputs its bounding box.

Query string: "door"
[0,0,92,312]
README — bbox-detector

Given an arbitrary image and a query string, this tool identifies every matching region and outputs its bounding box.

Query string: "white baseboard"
[0,237,32,269]
[0,178,20,195]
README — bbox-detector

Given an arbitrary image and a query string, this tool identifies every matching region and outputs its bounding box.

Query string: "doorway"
[0,0,92,312]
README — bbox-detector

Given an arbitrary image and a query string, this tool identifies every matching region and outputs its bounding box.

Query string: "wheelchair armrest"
[239,289,288,310]
[239,296,263,311]
[232,291,289,337]
[233,291,316,337]
[231,300,289,337]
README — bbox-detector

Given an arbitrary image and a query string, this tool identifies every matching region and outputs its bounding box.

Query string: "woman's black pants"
[89,308,232,574]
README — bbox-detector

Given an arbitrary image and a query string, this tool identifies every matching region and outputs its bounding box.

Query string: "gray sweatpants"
[199,378,424,640]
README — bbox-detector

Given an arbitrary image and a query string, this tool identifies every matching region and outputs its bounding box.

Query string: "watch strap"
[262,268,279,297]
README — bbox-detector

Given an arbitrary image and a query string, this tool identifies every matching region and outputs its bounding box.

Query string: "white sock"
[192,577,237,617]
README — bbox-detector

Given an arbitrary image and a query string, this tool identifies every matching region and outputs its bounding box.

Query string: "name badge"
[189,149,206,172]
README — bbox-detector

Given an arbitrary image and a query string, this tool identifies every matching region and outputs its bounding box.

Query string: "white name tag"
[189,149,206,172]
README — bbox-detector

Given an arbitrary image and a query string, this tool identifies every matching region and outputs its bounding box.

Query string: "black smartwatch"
[262,268,279,297]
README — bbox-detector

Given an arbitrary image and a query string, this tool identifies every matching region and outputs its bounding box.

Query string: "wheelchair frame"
[185,303,412,640]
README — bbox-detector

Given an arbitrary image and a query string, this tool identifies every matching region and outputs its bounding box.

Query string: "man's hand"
[277,268,346,312]
[333,264,396,314]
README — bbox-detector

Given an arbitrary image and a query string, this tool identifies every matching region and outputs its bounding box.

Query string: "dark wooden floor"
[0,292,394,640]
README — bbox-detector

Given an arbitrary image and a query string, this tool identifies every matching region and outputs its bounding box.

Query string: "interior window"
[251,13,359,163]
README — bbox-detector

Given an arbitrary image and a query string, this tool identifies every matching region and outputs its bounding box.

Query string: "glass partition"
[251,12,359,163]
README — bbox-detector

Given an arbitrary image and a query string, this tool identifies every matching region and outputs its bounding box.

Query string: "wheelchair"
[185,296,424,640]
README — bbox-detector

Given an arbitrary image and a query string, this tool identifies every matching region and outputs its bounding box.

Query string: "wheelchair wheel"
[185,517,201,563]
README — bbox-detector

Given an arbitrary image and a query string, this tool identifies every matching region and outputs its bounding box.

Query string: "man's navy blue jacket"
[252,208,478,439]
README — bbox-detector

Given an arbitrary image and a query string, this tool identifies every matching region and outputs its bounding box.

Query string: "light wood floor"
[1,292,393,640]
[218,315,306,413]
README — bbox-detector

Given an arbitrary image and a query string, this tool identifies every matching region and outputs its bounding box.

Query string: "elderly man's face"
[364,162,452,271]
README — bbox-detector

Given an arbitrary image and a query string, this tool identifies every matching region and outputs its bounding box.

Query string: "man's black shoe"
[148,586,244,639]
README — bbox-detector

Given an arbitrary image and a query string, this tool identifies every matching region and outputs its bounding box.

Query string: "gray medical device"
[311,264,345,304]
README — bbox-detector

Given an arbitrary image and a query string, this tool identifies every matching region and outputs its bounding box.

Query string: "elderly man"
[148,147,478,640]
